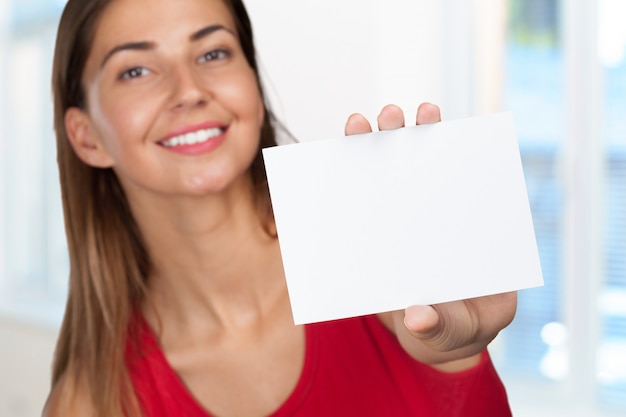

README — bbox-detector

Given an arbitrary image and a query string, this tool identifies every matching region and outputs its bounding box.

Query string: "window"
[500,0,564,379]
[492,0,626,415]
[0,1,66,324]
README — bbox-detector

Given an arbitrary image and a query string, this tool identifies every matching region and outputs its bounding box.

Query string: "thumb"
[403,303,476,352]
[403,305,441,336]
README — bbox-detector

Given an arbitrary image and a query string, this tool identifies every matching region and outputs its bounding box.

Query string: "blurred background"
[0,0,624,416]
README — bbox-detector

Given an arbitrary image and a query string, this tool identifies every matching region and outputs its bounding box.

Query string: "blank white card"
[263,112,544,325]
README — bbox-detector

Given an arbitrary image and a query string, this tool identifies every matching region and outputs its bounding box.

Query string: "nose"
[169,65,210,110]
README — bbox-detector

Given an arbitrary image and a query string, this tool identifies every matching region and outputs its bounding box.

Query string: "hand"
[344,103,517,371]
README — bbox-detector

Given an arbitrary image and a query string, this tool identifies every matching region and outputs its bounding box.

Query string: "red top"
[126,315,512,417]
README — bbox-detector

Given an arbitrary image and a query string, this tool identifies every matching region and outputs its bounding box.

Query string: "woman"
[44,0,516,416]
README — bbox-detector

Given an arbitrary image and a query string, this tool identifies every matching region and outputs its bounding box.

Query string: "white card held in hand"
[263,112,544,325]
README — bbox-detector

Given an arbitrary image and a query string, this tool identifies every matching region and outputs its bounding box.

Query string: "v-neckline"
[137,314,320,417]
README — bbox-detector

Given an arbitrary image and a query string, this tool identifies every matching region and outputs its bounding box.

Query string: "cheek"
[217,71,264,125]
[91,92,155,153]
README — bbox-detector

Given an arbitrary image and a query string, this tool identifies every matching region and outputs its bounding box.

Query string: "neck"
[126,177,286,336]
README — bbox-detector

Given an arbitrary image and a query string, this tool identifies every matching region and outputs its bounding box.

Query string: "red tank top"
[126,314,512,417]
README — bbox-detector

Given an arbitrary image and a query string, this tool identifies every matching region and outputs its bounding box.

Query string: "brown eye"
[198,49,230,63]
[119,66,151,80]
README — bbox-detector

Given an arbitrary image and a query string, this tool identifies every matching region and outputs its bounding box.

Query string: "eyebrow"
[190,24,233,41]
[100,41,154,68]
[100,24,234,69]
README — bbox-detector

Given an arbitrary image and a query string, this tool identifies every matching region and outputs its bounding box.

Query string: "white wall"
[246,0,446,141]
[0,319,56,417]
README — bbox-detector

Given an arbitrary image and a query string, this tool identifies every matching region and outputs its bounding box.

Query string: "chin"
[182,168,251,197]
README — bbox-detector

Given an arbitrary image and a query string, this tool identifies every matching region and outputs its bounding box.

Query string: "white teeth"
[161,127,223,147]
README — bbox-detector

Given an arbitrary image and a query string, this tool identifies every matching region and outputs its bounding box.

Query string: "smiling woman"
[63,2,267,198]
[47,0,281,415]
[40,1,518,417]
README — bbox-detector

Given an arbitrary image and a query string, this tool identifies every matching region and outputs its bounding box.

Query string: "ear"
[64,107,114,168]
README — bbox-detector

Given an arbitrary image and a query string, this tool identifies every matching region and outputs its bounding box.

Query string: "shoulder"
[42,373,95,417]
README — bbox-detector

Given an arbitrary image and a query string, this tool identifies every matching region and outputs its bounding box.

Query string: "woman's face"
[67,0,264,198]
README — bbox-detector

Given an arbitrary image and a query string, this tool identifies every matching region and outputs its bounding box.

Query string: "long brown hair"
[50,0,278,415]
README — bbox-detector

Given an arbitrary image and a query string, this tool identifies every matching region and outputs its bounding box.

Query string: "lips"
[156,122,229,155]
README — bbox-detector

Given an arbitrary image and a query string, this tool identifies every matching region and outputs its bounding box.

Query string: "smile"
[160,127,225,147]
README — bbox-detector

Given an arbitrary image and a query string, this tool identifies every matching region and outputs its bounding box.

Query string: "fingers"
[346,103,442,136]
[377,104,405,131]
[344,113,372,136]
[416,102,441,125]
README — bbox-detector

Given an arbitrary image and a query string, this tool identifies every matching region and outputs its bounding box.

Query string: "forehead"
[91,0,237,53]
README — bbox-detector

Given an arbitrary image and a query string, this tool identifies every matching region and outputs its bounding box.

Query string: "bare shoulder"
[42,374,95,417]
